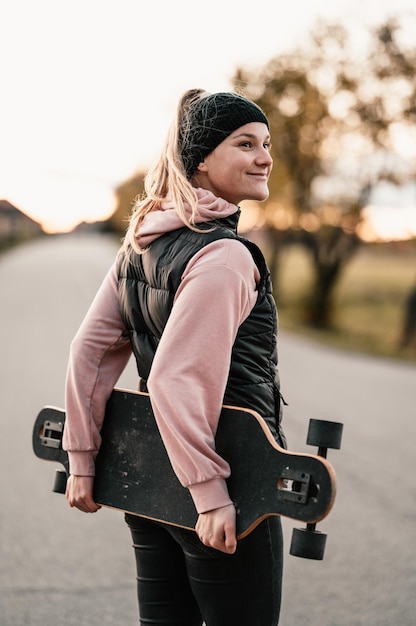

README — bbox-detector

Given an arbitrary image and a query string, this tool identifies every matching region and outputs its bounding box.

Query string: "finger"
[207,527,236,554]
[73,499,101,513]
[197,528,230,554]
[221,508,237,554]
[77,494,101,513]
[67,488,101,512]
[224,529,237,554]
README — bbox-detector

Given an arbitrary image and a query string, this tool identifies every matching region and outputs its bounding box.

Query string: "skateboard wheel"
[306,419,343,450]
[290,527,327,560]
[53,469,68,494]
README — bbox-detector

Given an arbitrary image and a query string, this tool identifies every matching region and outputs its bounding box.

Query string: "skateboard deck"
[33,389,337,539]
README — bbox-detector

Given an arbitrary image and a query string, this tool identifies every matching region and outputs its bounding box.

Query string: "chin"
[250,184,270,202]
[251,190,270,202]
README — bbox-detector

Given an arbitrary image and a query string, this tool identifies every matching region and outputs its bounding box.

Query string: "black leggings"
[125,513,283,626]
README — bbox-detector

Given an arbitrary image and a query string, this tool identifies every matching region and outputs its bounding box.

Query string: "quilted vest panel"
[117,214,286,447]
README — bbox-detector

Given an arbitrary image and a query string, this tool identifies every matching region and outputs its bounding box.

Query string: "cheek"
[211,166,233,187]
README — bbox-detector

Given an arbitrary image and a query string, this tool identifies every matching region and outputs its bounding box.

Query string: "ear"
[197,160,208,173]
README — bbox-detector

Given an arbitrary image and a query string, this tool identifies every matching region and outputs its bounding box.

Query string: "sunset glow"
[359,205,416,242]
[2,170,117,233]
[1,0,415,237]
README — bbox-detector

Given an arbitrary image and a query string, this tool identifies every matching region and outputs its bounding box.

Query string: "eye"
[264,141,272,151]
[240,141,252,148]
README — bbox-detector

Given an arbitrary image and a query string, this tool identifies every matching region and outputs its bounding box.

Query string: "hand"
[195,503,237,554]
[65,475,101,513]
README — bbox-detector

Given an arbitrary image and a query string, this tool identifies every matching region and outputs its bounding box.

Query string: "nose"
[257,146,273,167]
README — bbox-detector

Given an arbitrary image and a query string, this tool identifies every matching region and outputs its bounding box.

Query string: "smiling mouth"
[249,172,268,179]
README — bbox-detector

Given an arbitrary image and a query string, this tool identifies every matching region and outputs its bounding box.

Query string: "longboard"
[33,389,338,541]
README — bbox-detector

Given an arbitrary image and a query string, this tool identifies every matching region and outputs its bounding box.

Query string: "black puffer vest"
[117,211,286,448]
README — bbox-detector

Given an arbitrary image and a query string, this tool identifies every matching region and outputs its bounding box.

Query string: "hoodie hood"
[136,188,238,248]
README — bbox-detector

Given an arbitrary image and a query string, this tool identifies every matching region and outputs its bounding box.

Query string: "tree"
[233,16,416,328]
[110,171,145,233]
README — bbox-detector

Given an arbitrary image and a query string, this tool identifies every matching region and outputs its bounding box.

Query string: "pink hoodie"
[63,189,260,513]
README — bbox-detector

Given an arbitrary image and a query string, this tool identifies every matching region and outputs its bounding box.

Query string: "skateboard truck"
[41,420,63,449]
[37,416,68,493]
[278,468,310,504]
[290,419,343,560]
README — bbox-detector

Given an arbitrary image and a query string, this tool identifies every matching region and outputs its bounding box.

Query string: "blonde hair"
[123,88,208,255]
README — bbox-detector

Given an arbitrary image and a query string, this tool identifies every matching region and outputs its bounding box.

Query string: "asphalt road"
[1,234,415,626]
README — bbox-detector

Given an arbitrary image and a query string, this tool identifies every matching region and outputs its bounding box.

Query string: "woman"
[64,89,287,625]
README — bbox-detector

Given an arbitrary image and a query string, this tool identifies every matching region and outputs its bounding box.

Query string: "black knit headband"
[180,92,269,179]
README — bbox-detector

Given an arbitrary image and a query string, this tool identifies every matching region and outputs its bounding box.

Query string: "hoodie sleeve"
[147,238,260,513]
[63,261,132,476]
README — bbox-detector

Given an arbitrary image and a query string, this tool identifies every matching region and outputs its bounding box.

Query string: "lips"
[248,172,268,179]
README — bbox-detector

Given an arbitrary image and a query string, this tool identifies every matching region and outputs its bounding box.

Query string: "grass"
[275,242,416,362]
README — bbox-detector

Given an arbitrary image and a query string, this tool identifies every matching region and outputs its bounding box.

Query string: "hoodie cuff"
[188,477,233,514]
[67,451,97,476]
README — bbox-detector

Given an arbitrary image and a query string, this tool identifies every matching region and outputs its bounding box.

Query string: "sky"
[1,0,415,234]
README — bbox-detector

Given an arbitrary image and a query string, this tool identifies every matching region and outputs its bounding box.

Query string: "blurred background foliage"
[110,16,416,360]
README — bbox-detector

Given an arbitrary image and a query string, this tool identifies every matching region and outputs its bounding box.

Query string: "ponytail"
[123,89,208,255]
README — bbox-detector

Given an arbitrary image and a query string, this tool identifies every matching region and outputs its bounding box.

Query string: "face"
[194,122,273,205]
